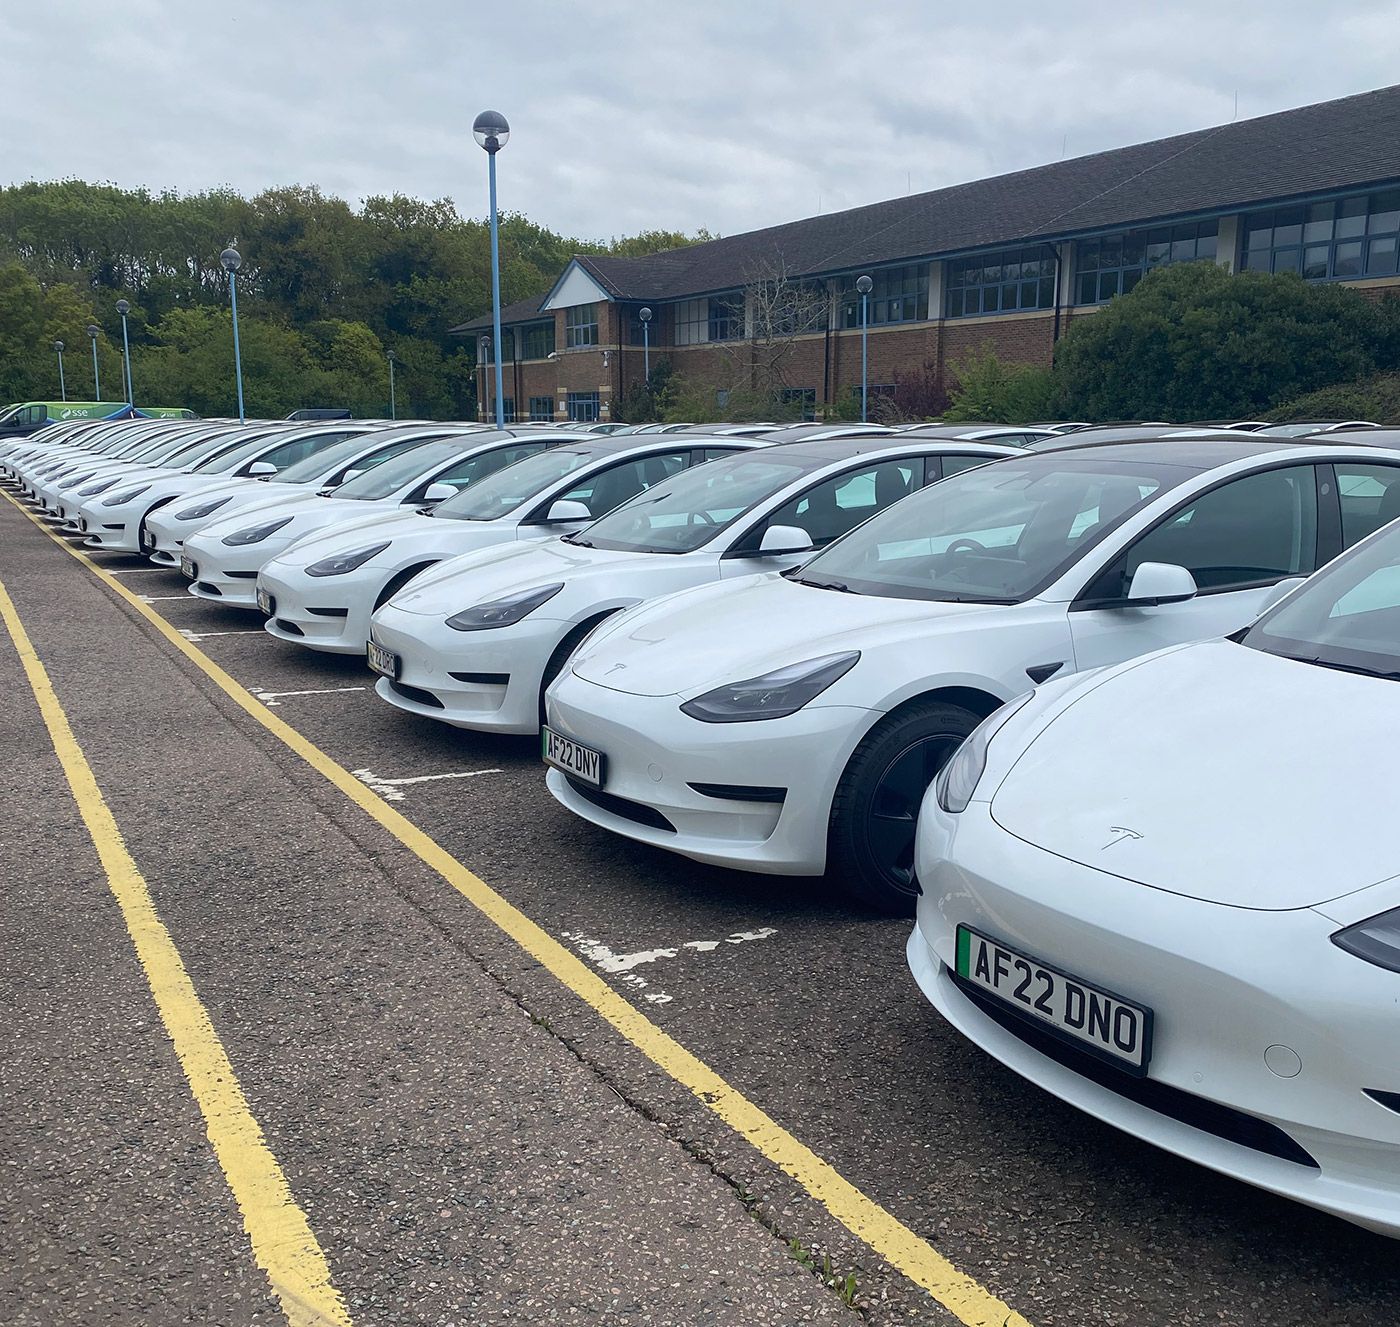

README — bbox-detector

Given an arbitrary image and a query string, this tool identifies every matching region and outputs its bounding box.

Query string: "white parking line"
[352,767,503,802]
[560,927,779,1005]
[176,628,268,642]
[105,567,174,575]
[248,684,367,708]
[140,594,195,602]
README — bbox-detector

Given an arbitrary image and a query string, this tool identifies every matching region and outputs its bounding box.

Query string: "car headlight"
[445,583,565,631]
[77,478,119,497]
[934,693,1033,814]
[102,485,151,506]
[679,651,860,723]
[222,516,294,546]
[1332,909,1400,973]
[304,541,391,577]
[177,495,233,521]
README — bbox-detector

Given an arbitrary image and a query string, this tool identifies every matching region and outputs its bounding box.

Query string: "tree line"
[0,179,707,417]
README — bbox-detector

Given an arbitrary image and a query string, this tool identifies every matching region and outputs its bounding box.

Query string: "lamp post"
[386,349,398,420]
[479,336,492,422]
[638,306,652,384]
[116,299,133,406]
[220,246,246,424]
[54,341,66,402]
[87,324,101,400]
[856,275,873,423]
[473,110,510,430]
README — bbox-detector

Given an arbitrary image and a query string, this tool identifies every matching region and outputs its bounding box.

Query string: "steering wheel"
[944,537,986,559]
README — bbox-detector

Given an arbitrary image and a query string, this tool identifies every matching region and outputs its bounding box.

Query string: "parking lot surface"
[4,490,1400,1327]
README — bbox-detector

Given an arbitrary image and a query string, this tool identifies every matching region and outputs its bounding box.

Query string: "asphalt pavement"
[2,491,1398,1327]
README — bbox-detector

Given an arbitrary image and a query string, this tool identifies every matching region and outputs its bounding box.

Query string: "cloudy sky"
[6,0,1400,243]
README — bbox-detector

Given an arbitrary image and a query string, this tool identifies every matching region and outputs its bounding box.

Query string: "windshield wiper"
[563,535,595,547]
[797,576,855,593]
[1286,654,1400,681]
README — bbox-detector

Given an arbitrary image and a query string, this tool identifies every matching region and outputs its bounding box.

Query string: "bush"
[1053,262,1387,420]
[943,348,1059,423]
[1266,370,1400,424]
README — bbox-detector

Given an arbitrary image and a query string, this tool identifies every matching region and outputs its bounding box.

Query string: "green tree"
[944,348,1059,423]
[1053,262,1389,420]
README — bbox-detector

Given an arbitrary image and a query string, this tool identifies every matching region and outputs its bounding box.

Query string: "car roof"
[762,435,1017,465]
[1034,435,1400,470]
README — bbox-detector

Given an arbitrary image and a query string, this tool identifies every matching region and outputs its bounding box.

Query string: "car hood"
[989,640,1400,910]
[263,504,433,564]
[389,539,656,616]
[569,573,999,697]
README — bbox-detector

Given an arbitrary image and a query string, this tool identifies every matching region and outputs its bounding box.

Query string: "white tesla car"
[30,421,218,509]
[72,422,366,553]
[543,437,1400,910]
[256,435,760,656]
[141,422,479,565]
[909,508,1400,1237]
[367,437,1018,734]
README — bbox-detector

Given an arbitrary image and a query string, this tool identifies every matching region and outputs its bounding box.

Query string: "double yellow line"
[1,490,1032,1327]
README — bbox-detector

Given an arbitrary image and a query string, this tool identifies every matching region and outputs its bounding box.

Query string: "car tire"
[828,700,983,915]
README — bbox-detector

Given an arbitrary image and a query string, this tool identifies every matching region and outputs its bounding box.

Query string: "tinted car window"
[410,443,546,502]
[1336,462,1400,546]
[555,452,691,518]
[749,460,920,549]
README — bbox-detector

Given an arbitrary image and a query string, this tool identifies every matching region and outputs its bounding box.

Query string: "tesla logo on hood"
[1101,826,1143,850]
[605,663,627,675]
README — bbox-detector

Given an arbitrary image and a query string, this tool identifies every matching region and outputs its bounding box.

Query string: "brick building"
[455,84,1400,423]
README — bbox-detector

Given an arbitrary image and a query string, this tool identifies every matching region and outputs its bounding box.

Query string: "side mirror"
[545,498,593,522]
[1259,576,1306,613]
[754,524,815,557]
[1124,561,1197,606]
[340,468,364,484]
[420,481,456,503]
[247,460,277,477]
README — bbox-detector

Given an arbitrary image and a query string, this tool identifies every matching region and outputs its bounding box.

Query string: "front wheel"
[827,700,982,914]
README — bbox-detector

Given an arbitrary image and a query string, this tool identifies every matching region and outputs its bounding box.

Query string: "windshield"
[573,454,814,553]
[332,436,489,500]
[1241,526,1400,679]
[114,429,211,465]
[192,428,307,474]
[793,456,1180,603]
[273,433,379,484]
[431,447,603,522]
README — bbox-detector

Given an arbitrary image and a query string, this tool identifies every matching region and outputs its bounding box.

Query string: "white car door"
[1066,463,1322,672]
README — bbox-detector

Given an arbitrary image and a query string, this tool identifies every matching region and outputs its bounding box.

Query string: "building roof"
[455,83,1400,332]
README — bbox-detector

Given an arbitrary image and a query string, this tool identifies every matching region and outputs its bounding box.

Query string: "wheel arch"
[373,560,439,609]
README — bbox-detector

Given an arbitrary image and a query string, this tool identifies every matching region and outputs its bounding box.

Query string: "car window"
[940,454,997,479]
[553,452,691,518]
[1336,463,1400,546]
[240,430,357,473]
[1086,464,1319,598]
[407,443,546,501]
[749,460,920,549]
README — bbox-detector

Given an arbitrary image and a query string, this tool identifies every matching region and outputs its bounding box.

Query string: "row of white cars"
[6,410,1400,1241]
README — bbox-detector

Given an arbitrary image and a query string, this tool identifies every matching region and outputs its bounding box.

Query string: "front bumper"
[909,800,1400,1238]
[257,563,378,655]
[369,608,564,734]
[543,670,875,876]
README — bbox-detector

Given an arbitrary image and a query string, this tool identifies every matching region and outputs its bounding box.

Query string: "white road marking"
[560,927,779,1005]
[247,684,369,708]
[105,566,173,575]
[351,767,503,802]
[176,628,268,641]
[140,594,195,602]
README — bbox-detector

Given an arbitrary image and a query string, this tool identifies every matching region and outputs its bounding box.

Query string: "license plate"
[366,640,400,679]
[180,554,197,579]
[955,925,1153,1074]
[542,725,605,788]
[140,527,154,548]
[256,587,274,615]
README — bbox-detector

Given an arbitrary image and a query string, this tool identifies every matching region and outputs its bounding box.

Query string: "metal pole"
[56,348,66,402]
[643,321,650,382]
[388,357,397,419]
[229,270,246,423]
[91,338,101,400]
[861,292,869,423]
[488,149,506,430]
[120,315,133,406]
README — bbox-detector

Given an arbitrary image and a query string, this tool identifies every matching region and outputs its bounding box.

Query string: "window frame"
[527,395,554,422]
[841,264,930,327]
[521,322,555,360]
[1241,189,1400,282]
[564,304,599,349]
[565,390,601,423]
[1074,221,1218,305]
[945,246,1058,318]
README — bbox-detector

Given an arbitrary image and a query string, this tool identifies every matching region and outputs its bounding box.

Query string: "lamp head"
[472,110,510,154]
[638,306,652,322]
[387,349,397,363]
[856,275,873,295]
[220,246,242,273]
[116,299,130,316]
[54,340,64,352]
[87,324,100,340]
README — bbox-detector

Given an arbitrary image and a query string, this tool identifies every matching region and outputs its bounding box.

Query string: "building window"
[565,304,598,348]
[715,388,731,410]
[1241,190,1400,280]
[521,323,555,360]
[1075,221,1218,304]
[946,247,1057,317]
[567,391,600,422]
[842,265,929,327]
[528,396,554,421]
[500,398,516,423]
[624,305,658,346]
[674,293,743,345]
[780,387,817,420]
[480,329,515,363]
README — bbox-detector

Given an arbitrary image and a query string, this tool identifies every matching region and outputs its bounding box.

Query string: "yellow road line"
[0,571,351,1327]
[2,490,1031,1327]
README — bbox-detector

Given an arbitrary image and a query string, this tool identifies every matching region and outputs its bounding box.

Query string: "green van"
[0,401,197,438]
